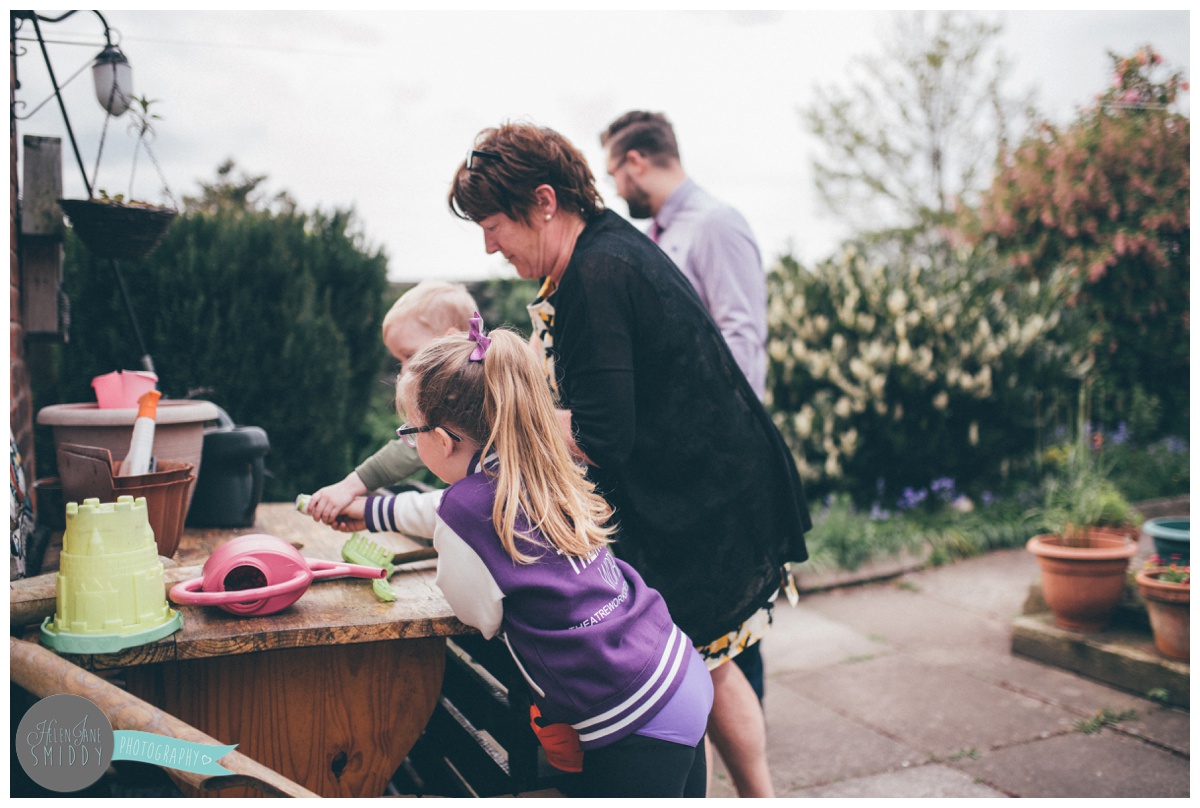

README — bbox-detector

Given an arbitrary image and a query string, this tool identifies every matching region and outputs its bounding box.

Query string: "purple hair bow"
[468,311,491,362]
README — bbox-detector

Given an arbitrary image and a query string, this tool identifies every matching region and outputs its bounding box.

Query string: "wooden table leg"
[124,638,446,798]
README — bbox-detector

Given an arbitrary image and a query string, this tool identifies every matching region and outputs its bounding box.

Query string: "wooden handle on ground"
[9,637,320,798]
[393,547,438,565]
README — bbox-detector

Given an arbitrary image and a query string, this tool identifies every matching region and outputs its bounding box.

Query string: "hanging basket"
[58,198,177,261]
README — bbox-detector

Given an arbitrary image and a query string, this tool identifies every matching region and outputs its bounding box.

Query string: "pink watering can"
[169,534,387,616]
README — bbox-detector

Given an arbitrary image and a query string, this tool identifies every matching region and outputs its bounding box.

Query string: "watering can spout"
[309,561,389,581]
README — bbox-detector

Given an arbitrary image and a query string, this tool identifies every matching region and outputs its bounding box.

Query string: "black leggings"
[580,734,707,798]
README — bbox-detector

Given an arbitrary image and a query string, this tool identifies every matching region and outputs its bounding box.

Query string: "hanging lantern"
[92,44,132,117]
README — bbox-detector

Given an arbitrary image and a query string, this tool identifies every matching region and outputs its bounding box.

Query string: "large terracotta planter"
[36,400,219,515]
[1135,568,1190,660]
[1027,530,1138,632]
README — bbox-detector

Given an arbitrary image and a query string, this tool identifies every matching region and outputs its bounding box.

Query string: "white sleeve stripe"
[382,496,395,533]
[370,496,384,532]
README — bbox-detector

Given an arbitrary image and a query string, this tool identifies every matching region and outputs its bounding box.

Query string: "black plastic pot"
[185,407,270,528]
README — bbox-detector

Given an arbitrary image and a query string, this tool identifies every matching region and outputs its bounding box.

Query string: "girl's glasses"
[396,423,463,448]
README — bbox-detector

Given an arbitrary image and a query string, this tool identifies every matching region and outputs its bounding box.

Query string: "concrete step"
[1011,610,1189,709]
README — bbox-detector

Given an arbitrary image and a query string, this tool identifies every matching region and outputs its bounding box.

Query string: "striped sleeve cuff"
[363,495,396,533]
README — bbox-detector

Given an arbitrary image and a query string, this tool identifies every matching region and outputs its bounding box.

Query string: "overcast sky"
[12,9,1191,283]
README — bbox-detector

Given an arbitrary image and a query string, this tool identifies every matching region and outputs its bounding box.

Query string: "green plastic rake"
[340,533,438,603]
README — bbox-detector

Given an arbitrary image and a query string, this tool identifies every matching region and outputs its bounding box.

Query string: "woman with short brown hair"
[448,121,811,798]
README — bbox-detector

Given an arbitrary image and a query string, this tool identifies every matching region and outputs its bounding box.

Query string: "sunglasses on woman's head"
[466,149,501,170]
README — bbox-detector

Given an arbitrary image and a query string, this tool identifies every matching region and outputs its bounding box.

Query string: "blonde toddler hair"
[382,281,477,341]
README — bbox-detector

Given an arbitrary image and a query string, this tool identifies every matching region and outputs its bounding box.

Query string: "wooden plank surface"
[13,502,474,669]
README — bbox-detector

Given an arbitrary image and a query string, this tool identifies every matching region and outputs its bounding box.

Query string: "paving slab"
[779,654,1077,756]
[792,763,1008,798]
[1118,705,1191,757]
[709,540,1188,799]
[763,601,892,674]
[920,645,1190,755]
[952,729,1190,798]
[893,547,1040,618]
[709,682,922,798]
[801,579,1016,654]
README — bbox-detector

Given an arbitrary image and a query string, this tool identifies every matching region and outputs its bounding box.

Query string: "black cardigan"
[547,210,811,645]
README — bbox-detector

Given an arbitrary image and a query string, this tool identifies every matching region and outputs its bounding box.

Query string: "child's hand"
[329,516,366,533]
[308,473,367,525]
[327,497,368,532]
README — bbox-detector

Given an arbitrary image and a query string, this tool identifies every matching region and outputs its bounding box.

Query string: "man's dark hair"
[600,111,679,167]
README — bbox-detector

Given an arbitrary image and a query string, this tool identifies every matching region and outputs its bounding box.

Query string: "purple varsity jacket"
[365,464,696,750]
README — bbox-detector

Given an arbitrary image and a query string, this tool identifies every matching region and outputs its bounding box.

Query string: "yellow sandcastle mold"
[41,496,183,654]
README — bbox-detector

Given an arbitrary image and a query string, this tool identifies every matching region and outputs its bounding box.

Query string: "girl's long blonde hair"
[398,326,614,563]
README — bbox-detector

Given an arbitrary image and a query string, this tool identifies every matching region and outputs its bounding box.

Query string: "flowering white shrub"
[767,244,1076,503]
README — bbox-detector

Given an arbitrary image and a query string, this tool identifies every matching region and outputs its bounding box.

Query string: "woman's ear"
[533,184,558,219]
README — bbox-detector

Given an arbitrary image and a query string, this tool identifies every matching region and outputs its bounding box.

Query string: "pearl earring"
[545,214,552,221]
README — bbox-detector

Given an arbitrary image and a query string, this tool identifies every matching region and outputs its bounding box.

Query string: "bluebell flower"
[1111,421,1130,445]
[1163,436,1189,454]
[981,491,996,506]
[869,502,891,521]
[896,487,928,510]
[931,477,956,501]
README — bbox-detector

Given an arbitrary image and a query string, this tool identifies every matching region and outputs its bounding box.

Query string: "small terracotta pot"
[1027,531,1137,632]
[1135,567,1190,660]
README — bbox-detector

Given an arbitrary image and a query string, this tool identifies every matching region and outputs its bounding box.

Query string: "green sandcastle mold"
[40,610,182,654]
[41,496,183,653]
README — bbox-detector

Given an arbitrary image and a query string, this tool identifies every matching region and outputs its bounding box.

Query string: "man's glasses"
[396,422,463,448]
[604,153,628,188]
[466,149,501,170]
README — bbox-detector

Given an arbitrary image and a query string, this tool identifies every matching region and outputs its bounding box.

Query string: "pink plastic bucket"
[91,370,159,409]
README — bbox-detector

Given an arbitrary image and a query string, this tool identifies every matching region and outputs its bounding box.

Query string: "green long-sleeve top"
[354,439,423,492]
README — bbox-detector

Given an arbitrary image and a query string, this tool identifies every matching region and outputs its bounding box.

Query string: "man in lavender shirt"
[600,111,768,398]
[601,111,774,797]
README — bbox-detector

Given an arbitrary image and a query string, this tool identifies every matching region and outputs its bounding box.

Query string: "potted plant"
[1135,556,1189,661]
[58,95,177,261]
[1026,392,1141,632]
[1141,517,1190,566]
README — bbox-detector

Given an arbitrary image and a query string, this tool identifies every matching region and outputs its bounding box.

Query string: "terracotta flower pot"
[1135,568,1190,661]
[1026,531,1137,632]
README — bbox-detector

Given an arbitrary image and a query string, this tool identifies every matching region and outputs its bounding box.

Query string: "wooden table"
[13,503,474,798]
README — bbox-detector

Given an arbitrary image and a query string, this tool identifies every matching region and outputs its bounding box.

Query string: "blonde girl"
[342,314,712,798]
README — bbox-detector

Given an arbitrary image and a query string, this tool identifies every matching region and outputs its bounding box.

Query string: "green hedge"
[41,207,389,501]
